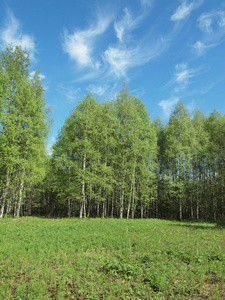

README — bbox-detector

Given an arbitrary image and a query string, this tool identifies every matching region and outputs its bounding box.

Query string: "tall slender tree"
[165,101,194,220]
[0,44,50,218]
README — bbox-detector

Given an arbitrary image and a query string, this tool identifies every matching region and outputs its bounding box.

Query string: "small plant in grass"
[103,258,136,277]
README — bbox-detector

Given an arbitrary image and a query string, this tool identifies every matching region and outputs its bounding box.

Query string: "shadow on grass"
[168,220,225,230]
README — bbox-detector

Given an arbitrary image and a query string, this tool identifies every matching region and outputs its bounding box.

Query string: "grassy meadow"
[0,217,224,299]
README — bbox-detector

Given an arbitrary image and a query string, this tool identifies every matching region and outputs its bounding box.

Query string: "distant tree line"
[0,45,224,221]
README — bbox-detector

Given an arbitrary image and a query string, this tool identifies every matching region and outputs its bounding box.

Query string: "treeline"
[0,45,225,221]
[47,90,225,222]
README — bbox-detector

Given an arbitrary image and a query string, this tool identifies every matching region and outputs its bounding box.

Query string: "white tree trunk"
[80,143,87,219]
[16,175,24,217]
[79,202,83,219]
[179,197,182,221]
[120,152,126,219]
[141,201,144,219]
[0,174,10,219]
[127,168,135,219]
[111,190,114,218]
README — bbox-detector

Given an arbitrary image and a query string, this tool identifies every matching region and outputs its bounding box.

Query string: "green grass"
[0,217,224,299]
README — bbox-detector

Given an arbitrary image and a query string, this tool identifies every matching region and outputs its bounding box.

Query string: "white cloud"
[191,40,205,55]
[175,63,191,84]
[158,97,180,117]
[174,63,198,91]
[218,11,225,27]
[88,84,110,96]
[114,8,134,42]
[114,1,153,43]
[190,40,216,55]
[57,84,81,102]
[131,87,145,97]
[140,0,153,7]
[62,13,111,68]
[164,63,199,92]
[171,1,195,21]
[104,46,139,78]
[104,37,167,78]
[198,10,225,33]
[0,11,35,59]
[62,3,167,81]
[200,78,224,95]
[63,33,92,66]
[106,2,162,78]
[87,83,119,100]
[186,100,195,115]
[114,6,146,42]
[198,12,214,33]
[29,71,45,80]
[62,3,168,81]
[194,9,225,54]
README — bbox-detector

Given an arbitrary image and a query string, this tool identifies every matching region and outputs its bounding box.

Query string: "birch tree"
[165,101,194,220]
[0,44,50,217]
[205,111,225,221]
[116,85,157,219]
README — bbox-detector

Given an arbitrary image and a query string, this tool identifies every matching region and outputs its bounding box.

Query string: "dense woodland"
[0,45,225,221]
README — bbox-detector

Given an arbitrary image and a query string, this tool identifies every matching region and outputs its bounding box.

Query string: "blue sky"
[0,0,225,152]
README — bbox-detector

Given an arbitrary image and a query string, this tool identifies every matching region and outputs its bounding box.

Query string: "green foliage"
[50,87,157,219]
[48,94,225,222]
[0,44,50,218]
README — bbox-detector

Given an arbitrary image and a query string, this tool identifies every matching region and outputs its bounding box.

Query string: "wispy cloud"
[0,10,36,59]
[29,71,45,80]
[88,84,110,96]
[114,1,152,43]
[86,83,119,100]
[164,63,198,92]
[174,63,201,92]
[199,77,224,95]
[61,2,162,81]
[158,97,180,117]
[171,1,195,21]
[171,0,203,22]
[56,84,81,102]
[104,37,167,78]
[175,63,192,85]
[107,1,162,78]
[104,46,139,78]
[130,87,145,99]
[62,13,111,68]
[114,8,134,42]
[191,9,225,55]
[140,0,154,8]
[62,3,169,81]
[198,9,225,33]
[198,12,214,33]
[218,11,225,27]
[190,40,216,55]
[186,99,196,115]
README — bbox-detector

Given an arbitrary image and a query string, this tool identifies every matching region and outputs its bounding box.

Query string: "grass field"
[0,217,224,299]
